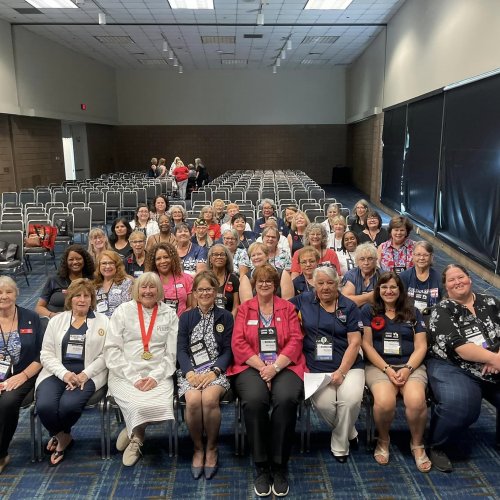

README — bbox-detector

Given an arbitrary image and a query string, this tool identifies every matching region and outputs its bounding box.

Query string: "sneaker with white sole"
[116,428,131,452]
[122,436,143,466]
[272,470,289,497]
[254,467,272,497]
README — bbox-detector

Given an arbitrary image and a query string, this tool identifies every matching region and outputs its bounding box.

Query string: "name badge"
[259,327,277,364]
[66,340,84,360]
[247,320,258,326]
[111,288,122,295]
[413,291,429,312]
[383,332,401,355]
[96,292,109,313]
[461,323,488,349]
[175,283,184,289]
[315,336,333,360]
[0,354,12,381]
[215,293,227,308]
[190,339,211,369]
[163,298,179,312]
[346,258,355,271]
[134,270,144,277]
[336,309,347,323]
[393,266,406,275]
[20,328,33,334]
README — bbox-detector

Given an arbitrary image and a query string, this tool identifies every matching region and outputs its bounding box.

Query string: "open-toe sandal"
[49,440,74,467]
[374,438,390,465]
[410,443,432,473]
[45,436,58,454]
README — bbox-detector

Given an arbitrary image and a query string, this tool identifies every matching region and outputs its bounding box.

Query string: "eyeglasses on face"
[195,287,215,295]
[256,279,273,286]
[100,261,116,267]
[380,285,398,291]
[130,240,145,245]
[211,252,226,258]
[358,257,375,262]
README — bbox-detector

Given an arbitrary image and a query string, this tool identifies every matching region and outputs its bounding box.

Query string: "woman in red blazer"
[227,264,306,498]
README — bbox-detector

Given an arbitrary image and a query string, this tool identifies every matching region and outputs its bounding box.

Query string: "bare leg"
[371,382,398,442]
[185,390,204,467]
[201,385,225,467]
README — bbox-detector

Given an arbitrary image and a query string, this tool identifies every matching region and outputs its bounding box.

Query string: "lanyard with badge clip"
[163,275,179,312]
[0,309,17,381]
[258,304,277,364]
[315,297,339,361]
[65,313,88,361]
[345,250,355,271]
[392,246,408,275]
[459,306,497,351]
[189,308,215,370]
[216,273,230,308]
[138,303,158,360]
[96,282,113,314]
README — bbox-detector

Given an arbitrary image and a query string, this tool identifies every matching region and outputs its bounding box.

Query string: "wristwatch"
[211,366,222,376]
[273,363,281,373]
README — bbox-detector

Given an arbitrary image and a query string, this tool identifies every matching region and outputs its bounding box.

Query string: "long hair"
[109,217,132,244]
[58,245,95,280]
[372,271,416,323]
[145,242,183,277]
[94,250,130,287]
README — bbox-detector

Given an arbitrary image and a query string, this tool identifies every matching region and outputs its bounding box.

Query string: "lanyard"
[218,273,230,293]
[0,308,17,354]
[199,307,214,337]
[316,297,339,340]
[164,274,179,301]
[258,303,274,328]
[138,303,158,355]
[391,245,408,268]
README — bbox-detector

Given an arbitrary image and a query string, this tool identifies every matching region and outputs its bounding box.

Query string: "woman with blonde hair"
[287,210,310,257]
[87,228,111,264]
[94,251,133,318]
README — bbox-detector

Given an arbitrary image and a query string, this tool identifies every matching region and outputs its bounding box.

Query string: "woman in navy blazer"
[0,276,44,474]
[176,271,233,480]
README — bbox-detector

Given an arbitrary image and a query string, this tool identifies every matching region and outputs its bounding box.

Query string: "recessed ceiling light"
[95,36,135,45]
[25,0,77,7]
[201,36,235,44]
[301,59,329,65]
[304,0,353,9]
[168,0,214,9]
[138,59,169,65]
[221,59,247,65]
[302,36,339,44]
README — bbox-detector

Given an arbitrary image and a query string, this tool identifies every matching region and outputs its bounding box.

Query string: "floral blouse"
[428,294,500,382]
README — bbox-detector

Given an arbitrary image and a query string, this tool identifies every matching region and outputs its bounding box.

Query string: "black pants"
[0,377,35,458]
[36,375,95,435]
[234,368,303,466]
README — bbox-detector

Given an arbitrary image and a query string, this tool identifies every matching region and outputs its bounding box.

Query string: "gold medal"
[216,324,224,333]
[98,328,105,337]
[142,351,153,360]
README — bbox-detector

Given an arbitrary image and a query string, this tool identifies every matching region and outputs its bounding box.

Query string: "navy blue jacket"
[177,306,233,376]
[12,306,44,374]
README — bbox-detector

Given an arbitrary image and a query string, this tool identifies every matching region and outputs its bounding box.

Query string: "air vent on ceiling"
[221,59,248,65]
[301,59,329,65]
[14,8,42,14]
[201,36,236,44]
[138,59,168,66]
[244,34,263,39]
[95,36,135,45]
[301,36,339,44]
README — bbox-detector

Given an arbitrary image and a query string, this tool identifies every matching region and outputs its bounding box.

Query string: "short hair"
[355,242,378,264]
[64,278,96,311]
[199,205,215,221]
[58,245,95,280]
[298,246,320,263]
[326,203,340,215]
[87,228,111,261]
[168,205,187,220]
[173,222,191,235]
[207,244,234,274]
[146,242,183,277]
[212,199,225,210]
[150,157,157,165]
[158,158,166,166]
[248,241,269,258]
[251,264,280,291]
[262,226,279,239]
[193,270,219,291]
[0,276,19,297]
[290,210,311,231]
[134,203,150,224]
[109,218,133,244]
[441,263,470,285]
[341,231,359,251]
[158,214,171,225]
[388,215,413,235]
[129,229,146,242]
[414,240,434,254]
[94,250,130,287]
[331,215,347,228]
[259,199,276,213]
[313,265,340,286]
[366,210,382,228]
[131,272,164,303]
[222,228,239,241]
[304,223,328,249]
[231,213,247,224]
[226,203,239,212]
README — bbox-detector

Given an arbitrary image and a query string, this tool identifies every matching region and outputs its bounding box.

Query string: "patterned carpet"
[2,184,499,499]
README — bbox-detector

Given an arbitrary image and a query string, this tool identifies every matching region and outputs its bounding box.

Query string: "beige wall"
[0,20,19,115]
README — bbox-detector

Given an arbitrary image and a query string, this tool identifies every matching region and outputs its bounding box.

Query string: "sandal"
[374,438,390,465]
[45,436,58,454]
[49,440,74,467]
[410,443,432,473]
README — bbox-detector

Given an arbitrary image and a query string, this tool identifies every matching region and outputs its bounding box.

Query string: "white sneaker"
[122,437,143,466]
[116,428,131,452]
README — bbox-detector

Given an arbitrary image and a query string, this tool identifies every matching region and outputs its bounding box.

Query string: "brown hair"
[64,278,97,311]
[94,250,130,287]
[251,263,280,292]
[145,242,183,277]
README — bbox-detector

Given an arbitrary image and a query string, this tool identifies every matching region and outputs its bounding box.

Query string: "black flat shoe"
[349,437,359,450]
[191,465,204,480]
[334,454,348,463]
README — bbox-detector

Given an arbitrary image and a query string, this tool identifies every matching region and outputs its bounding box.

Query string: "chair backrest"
[135,188,147,205]
[72,207,92,232]
[145,185,156,202]
[67,202,85,213]
[87,191,104,203]
[190,192,207,204]
[0,220,23,231]
[36,191,52,205]
[122,191,138,209]
[52,212,74,235]
[70,191,87,203]
[105,191,121,209]
[48,206,69,221]
[1,192,18,206]
[19,190,35,205]
[53,191,69,204]
[88,202,106,225]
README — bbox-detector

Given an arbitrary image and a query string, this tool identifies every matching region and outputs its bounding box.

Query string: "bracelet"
[22,370,29,380]
[338,368,346,379]
[211,367,221,376]
[383,365,390,373]
[404,364,414,373]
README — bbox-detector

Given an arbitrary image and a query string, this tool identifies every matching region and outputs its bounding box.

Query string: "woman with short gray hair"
[254,199,287,236]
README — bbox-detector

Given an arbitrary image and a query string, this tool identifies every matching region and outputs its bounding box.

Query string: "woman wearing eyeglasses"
[361,272,430,472]
[94,251,133,318]
[177,271,234,480]
[293,246,320,296]
[342,243,380,307]
[228,264,306,497]
[129,204,160,239]
[207,245,240,318]
[357,210,389,248]
[348,199,369,235]
[399,241,442,315]
[125,230,148,278]
[87,228,111,265]
[378,216,415,274]
[221,229,250,276]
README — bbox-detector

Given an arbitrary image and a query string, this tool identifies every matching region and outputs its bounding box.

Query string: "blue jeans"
[427,357,500,447]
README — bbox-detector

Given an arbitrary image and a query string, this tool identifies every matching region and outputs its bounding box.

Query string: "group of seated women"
[0,194,498,499]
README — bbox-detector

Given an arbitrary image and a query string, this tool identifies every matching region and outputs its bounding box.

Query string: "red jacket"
[227,295,307,380]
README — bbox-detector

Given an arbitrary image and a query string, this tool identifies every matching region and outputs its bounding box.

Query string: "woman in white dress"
[104,272,178,466]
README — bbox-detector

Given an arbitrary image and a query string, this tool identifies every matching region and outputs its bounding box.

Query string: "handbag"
[0,240,18,262]
[26,224,58,250]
